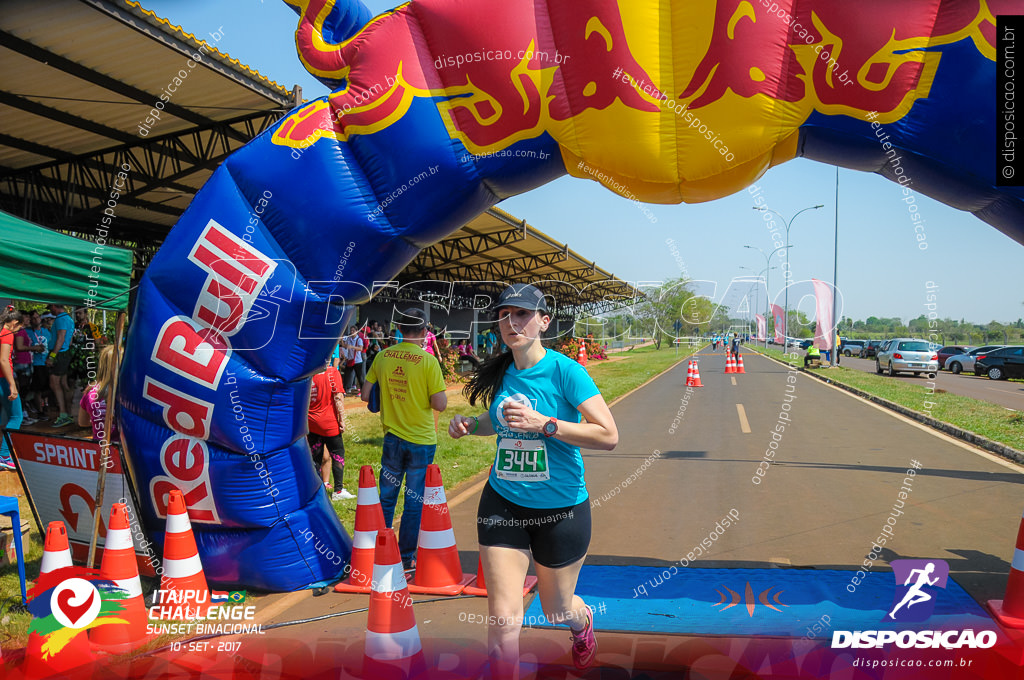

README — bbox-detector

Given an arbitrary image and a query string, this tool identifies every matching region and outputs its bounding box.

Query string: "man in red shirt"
[307,361,354,500]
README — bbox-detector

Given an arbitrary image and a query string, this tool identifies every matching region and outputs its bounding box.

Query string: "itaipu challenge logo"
[27,566,131,657]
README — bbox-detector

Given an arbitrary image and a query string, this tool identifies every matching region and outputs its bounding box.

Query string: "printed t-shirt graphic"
[488,349,599,509]
[365,341,445,445]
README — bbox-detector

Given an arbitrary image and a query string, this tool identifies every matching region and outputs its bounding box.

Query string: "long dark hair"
[463,351,514,407]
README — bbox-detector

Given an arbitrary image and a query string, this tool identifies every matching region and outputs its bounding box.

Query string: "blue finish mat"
[523,567,995,637]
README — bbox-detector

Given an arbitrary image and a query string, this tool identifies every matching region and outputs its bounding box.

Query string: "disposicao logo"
[888,559,948,623]
[832,559,996,650]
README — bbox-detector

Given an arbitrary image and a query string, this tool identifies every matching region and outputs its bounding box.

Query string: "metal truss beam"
[0,110,282,244]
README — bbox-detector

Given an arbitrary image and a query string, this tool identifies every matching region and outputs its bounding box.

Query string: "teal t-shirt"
[487,349,601,509]
[52,313,74,352]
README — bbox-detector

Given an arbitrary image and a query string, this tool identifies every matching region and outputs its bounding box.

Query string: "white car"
[945,345,1006,375]
[875,338,938,378]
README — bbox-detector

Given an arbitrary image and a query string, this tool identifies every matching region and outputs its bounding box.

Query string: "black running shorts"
[477,481,591,568]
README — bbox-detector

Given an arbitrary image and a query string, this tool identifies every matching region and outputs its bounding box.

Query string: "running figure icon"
[888,562,939,620]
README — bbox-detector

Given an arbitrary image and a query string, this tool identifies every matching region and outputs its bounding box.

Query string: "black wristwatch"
[542,417,558,438]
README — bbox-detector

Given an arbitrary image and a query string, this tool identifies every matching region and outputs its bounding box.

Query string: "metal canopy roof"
[388,207,639,316]
[0,1,634,315]
[0,0,296,262]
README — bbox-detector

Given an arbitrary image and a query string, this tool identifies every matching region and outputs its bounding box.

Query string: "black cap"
[395,307,427,332]
[494,284,549,314]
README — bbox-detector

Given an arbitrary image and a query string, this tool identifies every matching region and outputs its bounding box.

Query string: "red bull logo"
[276,0,1005,154]
[274,0,659,153]
[273,0,1008,206]
[681,0,1002,120]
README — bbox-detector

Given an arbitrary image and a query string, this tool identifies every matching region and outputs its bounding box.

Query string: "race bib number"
[495,437,549,482]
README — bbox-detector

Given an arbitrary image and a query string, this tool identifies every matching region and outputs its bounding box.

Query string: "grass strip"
[753,345,1024,453]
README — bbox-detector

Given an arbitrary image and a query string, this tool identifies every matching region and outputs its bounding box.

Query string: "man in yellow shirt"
[362,307,447,570]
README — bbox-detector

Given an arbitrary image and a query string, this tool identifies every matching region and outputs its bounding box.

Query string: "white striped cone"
[988,506,1024,627]
[39,521,73,575]
[22,522,94,678]
[336,465,386,593]
[364,528,425,680]
[685,361,694,386]
[159,488,210,616]
[408,465,473,595]
[690,361,703,387]
[89,503,150,651]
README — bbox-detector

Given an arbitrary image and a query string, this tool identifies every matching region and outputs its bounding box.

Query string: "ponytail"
[463,350,514,407]
[1,305,22,326]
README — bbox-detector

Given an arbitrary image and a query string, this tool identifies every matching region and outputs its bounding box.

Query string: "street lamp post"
[744,244,791,348]
[740,264,776,346]
[752,204,824,343]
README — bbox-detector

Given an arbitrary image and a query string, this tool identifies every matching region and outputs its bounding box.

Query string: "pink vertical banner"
[812,278,835,350]
[771,304,785,343]
[755,314,766,341]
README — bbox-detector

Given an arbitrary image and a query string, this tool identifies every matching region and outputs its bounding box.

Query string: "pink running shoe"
[570,606,597,670]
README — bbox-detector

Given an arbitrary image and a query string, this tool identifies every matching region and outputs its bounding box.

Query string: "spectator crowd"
[1,303,110,469]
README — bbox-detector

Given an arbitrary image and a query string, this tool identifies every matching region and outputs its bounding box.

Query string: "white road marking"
[736,404,751,433]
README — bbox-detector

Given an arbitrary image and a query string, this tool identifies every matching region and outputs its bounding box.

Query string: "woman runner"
[449,283,618,678]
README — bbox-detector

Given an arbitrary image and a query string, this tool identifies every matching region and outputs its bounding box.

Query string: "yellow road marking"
[736,404,751,433]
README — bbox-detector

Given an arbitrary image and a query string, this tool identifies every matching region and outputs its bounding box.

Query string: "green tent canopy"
[0,211,133,311]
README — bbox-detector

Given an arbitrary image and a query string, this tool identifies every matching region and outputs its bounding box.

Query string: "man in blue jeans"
[362,308,447,570]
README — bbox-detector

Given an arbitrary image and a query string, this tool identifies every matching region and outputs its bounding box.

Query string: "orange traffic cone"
[89,503,149,652]
[363,528,426,680]
[336,465,386,593]
[463,554,538,597]
[40,521,73,575]
[22,524,93,679]
[685,360,695,387]
[577,343,588,367]
[989,507,1024,627]
[724,353,736,374]
[735,355,746,374]
[690,361,704,387]
[408,465,474,595]
[156,488,211,617]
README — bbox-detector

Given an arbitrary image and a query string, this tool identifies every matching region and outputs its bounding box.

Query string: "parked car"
[875,338,938,377]
[860,340,883,358]
[974,346,1024,380]
[799,339,814,350]
[841,340,865,357]
[945,345,1005,375]
[936,345,972,370]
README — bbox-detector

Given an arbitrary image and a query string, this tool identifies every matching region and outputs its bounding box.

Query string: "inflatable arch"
[117,0,1024,590]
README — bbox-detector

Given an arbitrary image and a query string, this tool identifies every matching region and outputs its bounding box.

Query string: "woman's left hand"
[502,401,545,434]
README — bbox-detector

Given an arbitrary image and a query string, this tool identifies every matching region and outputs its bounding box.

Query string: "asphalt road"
[190,349,1024,676]
[837,354,1024,411]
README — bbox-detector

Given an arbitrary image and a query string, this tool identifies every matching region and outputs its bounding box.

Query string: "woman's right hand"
[448,414,476,439]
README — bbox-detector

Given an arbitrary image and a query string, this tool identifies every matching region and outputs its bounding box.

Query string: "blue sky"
[143,0,1024,325]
